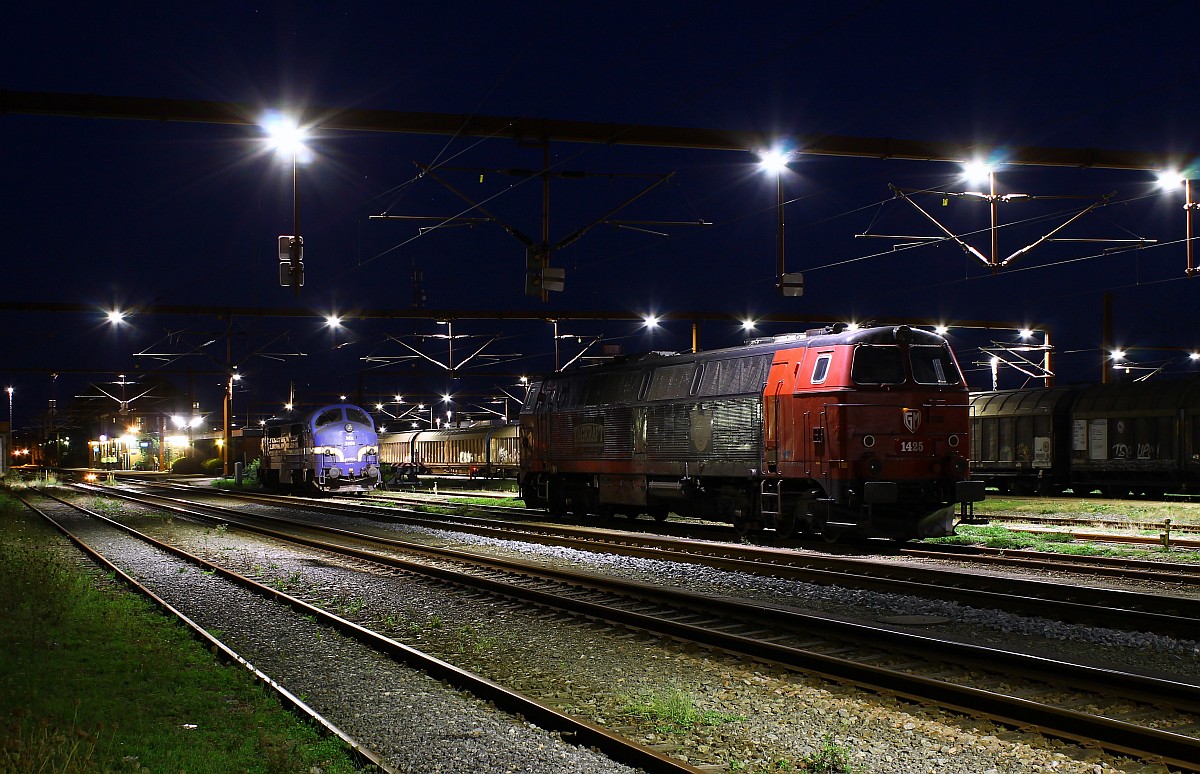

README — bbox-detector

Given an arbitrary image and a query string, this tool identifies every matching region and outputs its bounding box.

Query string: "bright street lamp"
[1158,170,1199,275]
[757,149,803,296]
[223,371,242,477]
[264,113,310,296]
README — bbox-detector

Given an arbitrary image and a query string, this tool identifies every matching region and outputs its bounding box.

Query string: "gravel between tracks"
[68,492,1200,773]
[34,504,642,774]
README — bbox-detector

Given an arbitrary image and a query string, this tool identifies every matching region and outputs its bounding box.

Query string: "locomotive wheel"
[822,527,862,544]
[733,513,761,537]
[776,515,816,540]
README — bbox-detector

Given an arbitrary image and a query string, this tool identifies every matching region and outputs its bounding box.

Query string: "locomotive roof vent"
[748,333,805,345]
[804,323,848,337]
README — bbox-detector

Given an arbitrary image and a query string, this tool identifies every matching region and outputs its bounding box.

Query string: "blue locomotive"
[260,404,382,493]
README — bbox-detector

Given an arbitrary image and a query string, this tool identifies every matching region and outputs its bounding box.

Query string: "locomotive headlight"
[865,458,883,476]
[953,456,968,474]
[327,467,341,478]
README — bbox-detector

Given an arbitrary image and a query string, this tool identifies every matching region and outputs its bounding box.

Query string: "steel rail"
[13,492,396,774]
[205,484,1200,635]
[126,480,1200,637]
[899,543,1200,583]
[74,484,1200,770]
[29,489,706,774]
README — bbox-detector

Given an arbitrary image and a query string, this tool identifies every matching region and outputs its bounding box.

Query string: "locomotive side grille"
[547,407,635,460]
[647,398,761,461]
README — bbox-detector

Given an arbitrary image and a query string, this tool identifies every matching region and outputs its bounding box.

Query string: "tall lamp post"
[223,370,242,477]
[5,387,11,471]
[264,114,310,296]
[1158,171,1199,275]
[758,149,804,297]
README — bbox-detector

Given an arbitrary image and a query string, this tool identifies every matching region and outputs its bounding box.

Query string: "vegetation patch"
[983,496,1200,527]
[0,471,60,489]
[927,523,1198,562]
[926,524,1075,550]
[801,733,855,773]
[212,458,262,490]
[0,493,360,773]
[444,495,526,508]
[620,688,742,734]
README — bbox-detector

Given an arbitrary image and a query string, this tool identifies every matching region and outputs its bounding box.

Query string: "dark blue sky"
[3,1,1199,430]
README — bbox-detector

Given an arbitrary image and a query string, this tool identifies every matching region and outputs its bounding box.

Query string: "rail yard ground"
[982,496,1200,528]
[0,484,361,774]
[4,474,1199,773]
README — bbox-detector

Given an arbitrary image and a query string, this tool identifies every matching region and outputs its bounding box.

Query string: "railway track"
[175,483,1200,635]
[18,488,700,774]
[354,485,1200,571]
[63,481,1200,770]
[978,516,1200,549]
[899,542,1200,582]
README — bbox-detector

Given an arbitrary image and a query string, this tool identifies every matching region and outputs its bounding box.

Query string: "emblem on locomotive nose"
[902,408,922,433]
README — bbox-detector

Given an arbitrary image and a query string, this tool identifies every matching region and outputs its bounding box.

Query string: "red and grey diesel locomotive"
[519,324,985,541]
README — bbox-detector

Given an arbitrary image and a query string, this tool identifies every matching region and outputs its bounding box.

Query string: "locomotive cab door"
[763,365,789,474]
[802,351,835,484]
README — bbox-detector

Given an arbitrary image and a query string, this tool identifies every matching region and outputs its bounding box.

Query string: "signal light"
[278,235,305,288]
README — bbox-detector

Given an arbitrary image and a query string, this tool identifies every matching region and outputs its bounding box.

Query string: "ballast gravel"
[65,493,1200,773]
[39,506,641,774]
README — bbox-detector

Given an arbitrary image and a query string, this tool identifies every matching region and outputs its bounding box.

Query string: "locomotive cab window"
[345,407,373,427]
[811,353,832,385]
[910,345,963,385]
[315,408,343,428]
[851,345,905,385]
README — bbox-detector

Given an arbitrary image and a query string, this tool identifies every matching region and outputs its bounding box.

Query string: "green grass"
[983,496,1200,526]
[927,523,1197,561]
[444,495,526,508]
[0,492,362,773]
[929,523,1077,549]
[620,688,742,734]
[801,733,855,773]
[212,459,262,491]
[0,471,60,489]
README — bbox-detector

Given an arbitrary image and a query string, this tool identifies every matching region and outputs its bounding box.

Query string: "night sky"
[3,1,1199,433]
